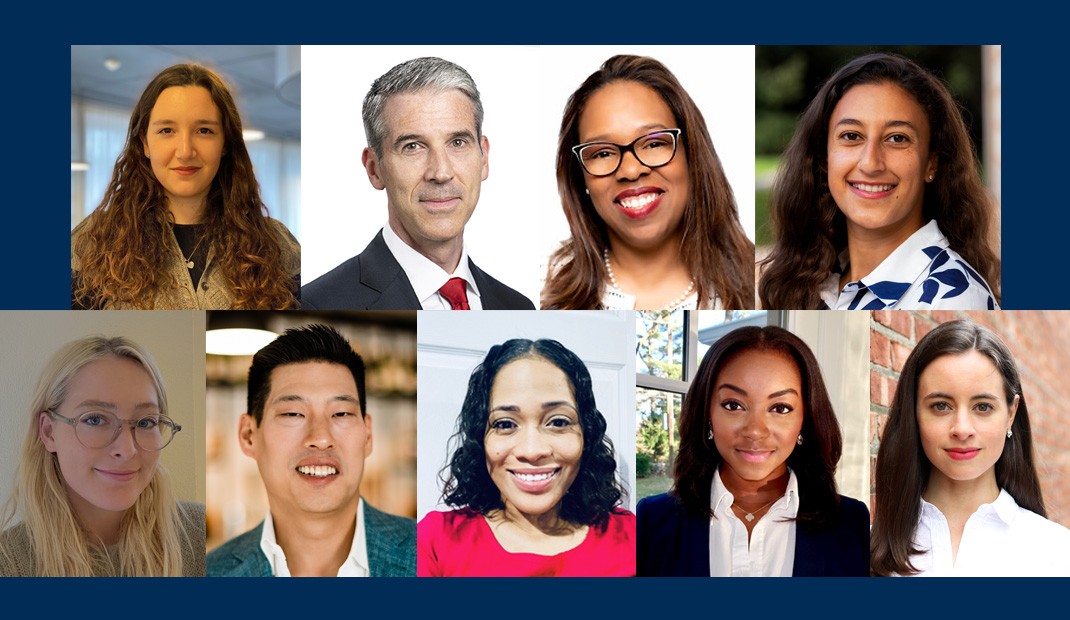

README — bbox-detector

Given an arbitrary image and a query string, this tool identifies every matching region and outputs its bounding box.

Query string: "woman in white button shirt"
[637,325,870,576]
[871,319,1070,576]
[758,52,999,311]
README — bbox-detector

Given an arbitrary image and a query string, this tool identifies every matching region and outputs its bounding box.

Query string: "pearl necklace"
[603,248,695,310]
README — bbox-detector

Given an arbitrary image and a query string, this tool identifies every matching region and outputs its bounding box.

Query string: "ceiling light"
[104,58,121,72]
[243,129,265,142]
[71,161,90,172]
[206,328,278,356]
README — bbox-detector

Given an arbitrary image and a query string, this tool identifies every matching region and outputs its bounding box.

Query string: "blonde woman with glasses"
[0,336,204,576]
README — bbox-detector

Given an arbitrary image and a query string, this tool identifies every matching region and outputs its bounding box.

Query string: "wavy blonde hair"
[0,336,187,576]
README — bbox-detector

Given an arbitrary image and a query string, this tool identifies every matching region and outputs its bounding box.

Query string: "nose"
[949,409,976,440]
[175,131,196,161]
[615,148,650,182]
[110,424,139,459]
[513,427,552,462]
[304,415,335,450]
[857,139,885,175]
[741,413,770,440]
[425,146,455,183]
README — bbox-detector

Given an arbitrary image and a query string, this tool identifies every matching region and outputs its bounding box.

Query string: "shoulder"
[906,243,998,310]
[0,523,34,577]
[265,218,301,275]
[206,522,264,576]
[301,254,365,309]
[604,508,636,538]
[1014,507,1070,542]
[177,502,207,576]
[70,216,94,269]
[469,259,535,310]
[364,502,416,541]
[837,494,871,522]
[637,492,683,519]
[418,508,479,533]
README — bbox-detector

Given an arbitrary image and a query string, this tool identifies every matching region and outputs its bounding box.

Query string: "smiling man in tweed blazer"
[207,324,415,577]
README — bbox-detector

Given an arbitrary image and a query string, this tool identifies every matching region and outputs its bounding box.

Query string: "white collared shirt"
[600,286,723,311]
[709,468,799,577]
[382,225,483,310]
[819,220,998,310]
[908,490,1070,576]
[259,498,369,577]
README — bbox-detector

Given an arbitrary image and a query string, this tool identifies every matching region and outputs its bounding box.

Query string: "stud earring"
[585,188,590,195]
[1007,428,1013,438]
[708,429,713,440]
[927,174,935,182]
[796,434,803,446]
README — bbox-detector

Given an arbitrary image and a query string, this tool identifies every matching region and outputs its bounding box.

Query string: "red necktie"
[438,277,470,310]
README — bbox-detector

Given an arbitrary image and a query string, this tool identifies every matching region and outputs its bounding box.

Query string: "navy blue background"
[2,1,1064,614]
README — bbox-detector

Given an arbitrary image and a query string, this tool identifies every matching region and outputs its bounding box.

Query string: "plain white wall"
[0,311,206,520]
[416,310,636,521]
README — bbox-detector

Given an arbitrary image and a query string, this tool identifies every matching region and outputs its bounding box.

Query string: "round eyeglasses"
[572,128,682,177]
[47,409,182,451]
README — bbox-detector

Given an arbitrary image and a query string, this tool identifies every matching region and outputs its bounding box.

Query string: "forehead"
[66,356,158,404]
[717,348,801,387]
[578,80,676,141]
[490,357,575,402]
[919,350,1003,391]
[830,82,929,130]
[267,361,359,400]
[149,85,220,119]
[380,88,477,139]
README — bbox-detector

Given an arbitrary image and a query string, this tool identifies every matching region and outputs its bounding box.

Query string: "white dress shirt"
[709,468,799,577]
[819,220,998,310]
[909,489,1070,576]
[259,498,369,577]
[382,224,483,310]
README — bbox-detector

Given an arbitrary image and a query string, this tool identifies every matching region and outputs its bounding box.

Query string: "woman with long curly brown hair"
[71,63,299,310]
[541,55,753,310]
[758,52,999,310]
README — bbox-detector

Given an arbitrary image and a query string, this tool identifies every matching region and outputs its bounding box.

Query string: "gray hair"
[362,57,484,157]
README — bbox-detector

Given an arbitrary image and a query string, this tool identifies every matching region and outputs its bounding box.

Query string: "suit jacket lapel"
[359,231,421,310]
[230,522,272,577]
[469,258,504,310]
[364,502,412,577]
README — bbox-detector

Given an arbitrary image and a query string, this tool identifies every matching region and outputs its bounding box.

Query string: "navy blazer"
[637,492,870,577]
[301,229,535,310]
[206,502,416,577]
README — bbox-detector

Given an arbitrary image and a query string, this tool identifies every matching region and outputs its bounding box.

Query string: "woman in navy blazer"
[637,325,870,576]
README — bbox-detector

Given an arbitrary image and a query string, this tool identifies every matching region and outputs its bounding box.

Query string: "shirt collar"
[259,498,368,577]
[710,467,799,517]
[382,224,480,304]
[919,489,1020,527]
[822,220,950,307]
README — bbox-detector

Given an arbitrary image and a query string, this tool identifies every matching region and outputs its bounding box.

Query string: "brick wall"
[869,310,1070,528]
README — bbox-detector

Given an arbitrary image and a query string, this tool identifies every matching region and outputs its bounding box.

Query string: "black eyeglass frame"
[46,409,182,451]
[571,128,683,177]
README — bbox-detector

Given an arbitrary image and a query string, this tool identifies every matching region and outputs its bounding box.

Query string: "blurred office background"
[70,45,301,237]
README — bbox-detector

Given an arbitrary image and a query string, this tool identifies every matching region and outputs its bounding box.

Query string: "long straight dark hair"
[673,326,842,529]
[871,319,1044,576]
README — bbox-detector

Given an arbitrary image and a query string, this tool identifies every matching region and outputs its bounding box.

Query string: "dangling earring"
[1007,428,1013,438]
[796,434,803,446]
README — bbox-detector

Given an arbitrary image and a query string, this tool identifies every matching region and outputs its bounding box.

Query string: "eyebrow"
[150,119,221,126]
[921,391,1000,401]
[717,384,799,399]
[833,118,919,132]
[271,394,359,406]
[392,129,476,148]
[582,123,669,144]
[72,399,159,411]
[490,401,578,414]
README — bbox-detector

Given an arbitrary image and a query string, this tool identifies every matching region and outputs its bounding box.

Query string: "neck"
[389,220,463,273]
[497,503,575,537]
[923,470,1000,522]
[719,466,790,509]
[66,486,123,545]
[270,503,358,577]
[168,199,206,225]
[843,216,925,285]
[605,235,692,308]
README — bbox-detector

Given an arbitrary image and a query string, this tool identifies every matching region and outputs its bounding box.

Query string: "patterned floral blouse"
[819,220,999,310]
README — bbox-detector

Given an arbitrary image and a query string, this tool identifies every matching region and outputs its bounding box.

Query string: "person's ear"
[1008,394,1020,434]
[39,412,58,453]
[480,135,490,182]
[362,147,387,190]
[925,155,938,183]
[238,413,258,459]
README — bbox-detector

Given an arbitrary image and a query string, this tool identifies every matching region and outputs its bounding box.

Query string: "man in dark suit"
[207,324,416,577]
[302,57,534,310]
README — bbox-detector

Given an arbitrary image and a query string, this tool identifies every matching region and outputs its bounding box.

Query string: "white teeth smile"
[513,471,556,482]
[850,182,894,193]
[297,465,337,477]
[618,192,659,210]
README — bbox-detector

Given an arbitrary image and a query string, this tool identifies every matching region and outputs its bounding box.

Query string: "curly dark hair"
[440,338,624,529]
[758,52,999,309]
[673,326,843,529]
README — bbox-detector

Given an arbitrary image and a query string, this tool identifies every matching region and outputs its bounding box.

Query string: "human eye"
[136,416,160,430]
[80,412,111,427]
[196,126,216,135]
[930,401,952,414]
[770,403,794,415]
[400,141,425,154]
[488,418,518,432]
[838,131,863,142]
[547,416,576,429]
[720,399,745,412]
[582,145,617,161]
[886,133,911,145]
[974,402,995,415]
[640,134,672,150]
[450,137,470,148]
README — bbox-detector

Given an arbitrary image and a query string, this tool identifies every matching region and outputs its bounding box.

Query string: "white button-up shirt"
[909,490,1070,576]
[259,499,369,577]
[709,468,799,577]
[820,220,998,310]
[382,224,482,310]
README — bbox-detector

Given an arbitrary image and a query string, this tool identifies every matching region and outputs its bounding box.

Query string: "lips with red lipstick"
[508,467,560,493]
[945,447,981,461]
[613,186,664,219]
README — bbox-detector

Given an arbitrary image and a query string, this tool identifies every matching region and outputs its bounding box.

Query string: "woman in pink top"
[418,338,635,576]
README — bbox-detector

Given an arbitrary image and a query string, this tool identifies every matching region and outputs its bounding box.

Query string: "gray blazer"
[206,501,416,577]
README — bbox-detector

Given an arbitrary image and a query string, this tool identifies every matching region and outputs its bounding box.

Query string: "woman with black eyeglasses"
[0,336,204,576]
[541,54,754,310]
